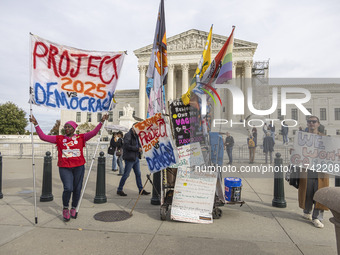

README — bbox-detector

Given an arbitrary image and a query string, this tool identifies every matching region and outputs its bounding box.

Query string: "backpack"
[248,137,255,148]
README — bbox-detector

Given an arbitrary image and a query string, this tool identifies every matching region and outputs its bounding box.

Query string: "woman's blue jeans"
[59,165,85,208]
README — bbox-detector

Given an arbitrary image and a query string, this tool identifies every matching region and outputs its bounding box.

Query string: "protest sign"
[30,34,125,112]
[134,113,178,173]
[290,131,340,176]
[169,99,205,147]
[170,142,205,168]
[171,166,217,224]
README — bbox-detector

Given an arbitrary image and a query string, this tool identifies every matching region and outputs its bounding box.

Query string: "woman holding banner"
[29,114,108,221]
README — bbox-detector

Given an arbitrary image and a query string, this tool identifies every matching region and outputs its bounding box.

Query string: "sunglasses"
[307,120,318,124]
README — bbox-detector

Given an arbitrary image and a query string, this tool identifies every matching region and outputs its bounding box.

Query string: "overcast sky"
[0,0,339,133]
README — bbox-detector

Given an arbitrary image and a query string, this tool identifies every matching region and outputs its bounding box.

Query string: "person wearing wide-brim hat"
[30,114,108,221]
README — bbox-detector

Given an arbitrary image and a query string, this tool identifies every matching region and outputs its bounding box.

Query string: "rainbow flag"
[215,27,235,84]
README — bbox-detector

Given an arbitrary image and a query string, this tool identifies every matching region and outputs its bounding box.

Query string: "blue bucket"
[224,177,242,202]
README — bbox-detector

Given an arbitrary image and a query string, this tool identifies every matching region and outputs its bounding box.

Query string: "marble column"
[138,65,146,119]
[244,60,252,120]
[167,64,174,103]
[227,62,238,120]
[181,63,189,95]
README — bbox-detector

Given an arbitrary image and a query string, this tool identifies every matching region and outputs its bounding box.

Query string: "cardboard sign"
[134,113,178,173]
[170,142,205,168]
[290,131,340,176]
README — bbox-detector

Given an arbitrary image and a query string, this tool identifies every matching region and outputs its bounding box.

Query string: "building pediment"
[134,29,257,57]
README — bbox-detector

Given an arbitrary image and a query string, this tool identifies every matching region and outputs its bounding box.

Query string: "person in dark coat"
[110,131,124,175]
[116,125,150,196]
[224,132,234,164]
[263,132,275,164]
[281,121,289,145]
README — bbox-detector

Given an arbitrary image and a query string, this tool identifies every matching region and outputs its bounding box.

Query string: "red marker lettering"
[33,41,48,69]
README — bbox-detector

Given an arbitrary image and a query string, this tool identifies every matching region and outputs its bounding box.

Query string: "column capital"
[181,63,189,71]
[138,65,147,73]
[244,60,253,69]
[168,63,175,70]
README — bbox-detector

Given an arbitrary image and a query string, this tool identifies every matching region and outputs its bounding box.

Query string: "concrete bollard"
[40,151,53,202]
[272,153,287,208]
[94,151,107,204]
[314,188,340,254]
[0,152,3,199]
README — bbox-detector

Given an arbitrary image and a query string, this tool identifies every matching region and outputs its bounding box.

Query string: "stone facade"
[60,29,340,138]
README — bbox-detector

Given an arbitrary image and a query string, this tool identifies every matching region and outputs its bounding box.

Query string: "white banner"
[30,34,125,112]
[290,131,340,176]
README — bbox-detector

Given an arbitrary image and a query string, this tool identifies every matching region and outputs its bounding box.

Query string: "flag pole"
[29,33,38,224]
[75,54,126,217]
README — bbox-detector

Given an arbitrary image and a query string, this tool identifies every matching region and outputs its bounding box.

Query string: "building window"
[87,113,92,122]
[76,112,81,122]
[108,112,113,122]
[320,108,326,121]
[291,108,298,121]
[97,113,102,122]
[335,108,340,120]
[119,111,123,118]
[306,108,312,120]
[336,130,340,135]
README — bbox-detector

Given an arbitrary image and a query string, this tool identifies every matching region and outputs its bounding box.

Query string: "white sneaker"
[312,219,324,228]
[302,213,312,221]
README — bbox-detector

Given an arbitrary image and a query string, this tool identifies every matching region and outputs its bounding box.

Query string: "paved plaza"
[0,156,338,255]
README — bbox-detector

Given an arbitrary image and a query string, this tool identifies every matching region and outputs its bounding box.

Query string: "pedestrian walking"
[116,125,150,196]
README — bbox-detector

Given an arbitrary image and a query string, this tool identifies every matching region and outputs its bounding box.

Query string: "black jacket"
[122,128,141,162]
[225,136,234,148]
[110,136,123,150]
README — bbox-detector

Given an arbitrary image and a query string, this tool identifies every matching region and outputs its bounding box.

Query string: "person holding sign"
[29,114,108,221]
[296,116,329,228]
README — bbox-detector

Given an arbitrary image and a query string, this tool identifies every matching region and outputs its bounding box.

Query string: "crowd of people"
[30,114,328,229]
[224,121,290,165]
[223,116,329,229]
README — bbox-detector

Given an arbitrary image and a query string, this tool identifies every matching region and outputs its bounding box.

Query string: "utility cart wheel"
[212,207,222,219]
[160,206,167,221]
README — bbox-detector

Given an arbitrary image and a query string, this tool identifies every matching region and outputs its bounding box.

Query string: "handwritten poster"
[170,142,205,168]
[169,99,205,147]
[290,131,340,176]
[30,34,125,112]
[171,166,217,224]
[134,113,178,173]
